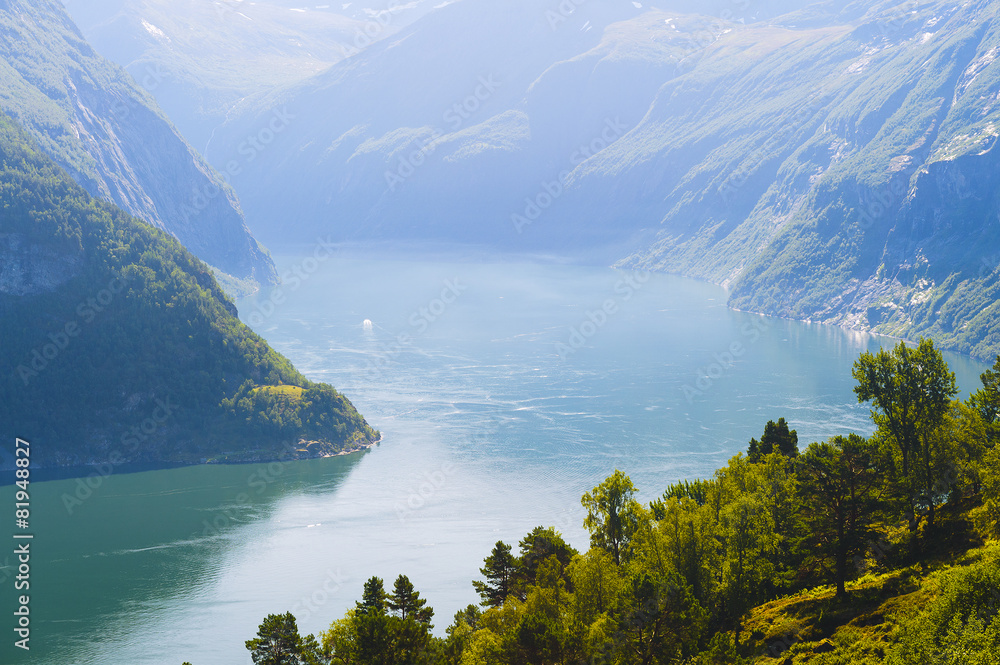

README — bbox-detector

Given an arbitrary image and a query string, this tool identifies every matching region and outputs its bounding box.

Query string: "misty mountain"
[63,0,449,150]
[206,0,1000,360]
[209,0,781,247]
[1,0,275,289]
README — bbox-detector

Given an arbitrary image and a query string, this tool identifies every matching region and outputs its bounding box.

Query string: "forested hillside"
[0,114,377,466]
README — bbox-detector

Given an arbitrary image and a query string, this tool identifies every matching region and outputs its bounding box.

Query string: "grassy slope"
[728,499,996,664]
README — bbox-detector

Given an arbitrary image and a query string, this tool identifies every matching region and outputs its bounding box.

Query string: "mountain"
[577,0,1000,362]
[202,0,1000,361]
[62,0,449,151]
[206,0,802,252]
[0,0,276,290]
[0,113,378,467]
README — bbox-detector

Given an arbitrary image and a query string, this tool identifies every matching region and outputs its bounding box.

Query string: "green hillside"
[0,114,377,467]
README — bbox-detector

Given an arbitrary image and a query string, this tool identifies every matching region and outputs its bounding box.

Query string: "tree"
[640,496,719,606]
[853,339,958,529]
[473,541,518,607]
[353,577,392,665]
[389,574,433,624]
[970,355,1000,442]
[320,612,357,665]
[246,613,318,665]
[357,576,388,615]
[797,434,882,596]
[568,548,624,627]
[748,418,799,461]
[517,526,578,591]
[719,492,776,621]
[973,444,1000,540]
[582,470,643,565]
[617,571,707,664]
[442,605,481,665]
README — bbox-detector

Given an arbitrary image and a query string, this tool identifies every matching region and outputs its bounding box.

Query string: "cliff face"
[0,233,83,296]
[623,0,1000,361]
[0,0,276,288]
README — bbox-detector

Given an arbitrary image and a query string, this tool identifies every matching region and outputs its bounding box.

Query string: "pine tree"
[473,541,518,607]
[356,576,387,615]
[389,574,434,624]
[748,418,799,461]
[354,577,392,664]
[245,613,311,665]
[797,434,882,596]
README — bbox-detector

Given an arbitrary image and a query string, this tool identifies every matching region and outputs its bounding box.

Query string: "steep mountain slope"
[0,0,276,289]
[63,0,449,150]
[0,114,377,466]
[584,0,1000,360]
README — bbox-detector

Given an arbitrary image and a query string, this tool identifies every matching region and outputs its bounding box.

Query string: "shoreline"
[0,433,382,485]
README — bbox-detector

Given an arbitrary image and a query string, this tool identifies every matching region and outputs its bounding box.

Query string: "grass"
[735,499,992,664]
[251,385,306,400]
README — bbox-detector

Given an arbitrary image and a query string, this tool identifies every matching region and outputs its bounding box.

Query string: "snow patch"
[140,19,169,42]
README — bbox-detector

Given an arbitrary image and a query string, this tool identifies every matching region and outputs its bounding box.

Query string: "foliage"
[581,469,644,566]
[249,343,1000,664]
[971,355,1000,435]
[473,541,518,608]
[748,417,799,462]
[853,339,958,529]
[389,575,434,625]
[246,613,321,665]
[797,434,883,596]
[887,545,1000,665]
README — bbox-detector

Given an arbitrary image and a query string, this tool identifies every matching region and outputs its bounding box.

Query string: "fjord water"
[4,249,988,665]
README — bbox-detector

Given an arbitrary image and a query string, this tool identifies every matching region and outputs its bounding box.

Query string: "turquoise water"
[1,249,989,664]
